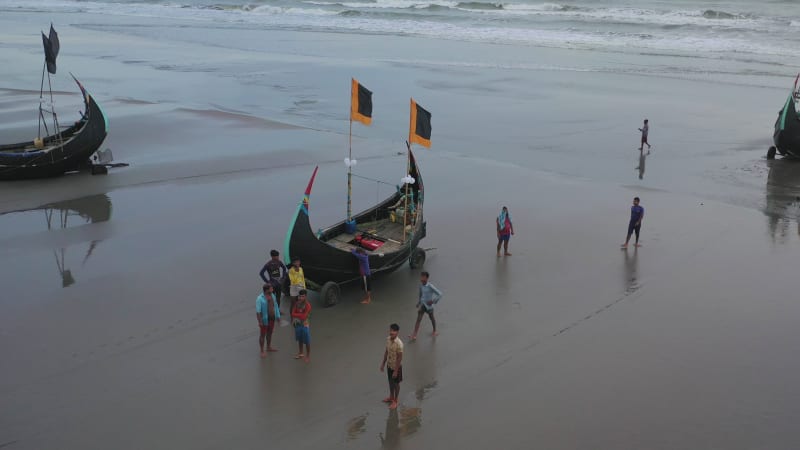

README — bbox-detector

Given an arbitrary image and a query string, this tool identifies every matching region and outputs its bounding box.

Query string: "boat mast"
[403,100,413,244]
[347,113,353,222]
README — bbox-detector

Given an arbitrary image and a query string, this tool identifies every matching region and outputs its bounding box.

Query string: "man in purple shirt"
[622,197,644,248]
[352,247,372,304]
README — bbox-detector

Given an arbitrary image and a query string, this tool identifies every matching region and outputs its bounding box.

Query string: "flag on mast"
[409,98,432,148]
[41,24,60,75]
[350,79,373,126]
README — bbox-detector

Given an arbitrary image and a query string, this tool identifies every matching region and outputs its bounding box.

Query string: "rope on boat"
[350,173,396,187]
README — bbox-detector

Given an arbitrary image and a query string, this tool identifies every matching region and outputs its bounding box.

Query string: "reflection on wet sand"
[1,194,112,287]
[346,413,368,442]
[380,406,423,450]
[635,149,648,180]
[623,247,639,295]
[765,160,800,244]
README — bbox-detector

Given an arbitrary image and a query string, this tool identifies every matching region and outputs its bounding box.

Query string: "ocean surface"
[3,0,799,70]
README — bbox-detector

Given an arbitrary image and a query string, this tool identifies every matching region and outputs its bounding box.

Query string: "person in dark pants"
[259,249,288,309]
[622,197,645,248]
[380,323,404,410]
[352,247,372,304]
[638,119,651,150]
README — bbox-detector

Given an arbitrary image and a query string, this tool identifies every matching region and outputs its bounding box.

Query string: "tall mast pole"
[347,116,353,222]
[403,99,412,244]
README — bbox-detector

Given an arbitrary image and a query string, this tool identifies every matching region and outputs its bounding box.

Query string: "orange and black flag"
[409,98,432,148]
[350,78,373,126]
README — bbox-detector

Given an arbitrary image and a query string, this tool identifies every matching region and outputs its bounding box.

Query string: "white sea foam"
[1,0,796,65]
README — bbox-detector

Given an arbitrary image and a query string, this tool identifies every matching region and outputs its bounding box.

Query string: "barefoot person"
[622,197,644,249]
[256,283,280,357]
[351,247,372,304]
[410,271,442,341]
[380,323,404,410]
[288,256,306,310]
[638,119,651,150]
[496,206,514,257]
[291,290,311,362]
[259,249,288,310]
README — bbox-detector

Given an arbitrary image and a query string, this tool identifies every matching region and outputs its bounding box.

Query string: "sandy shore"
[2,8,800,450]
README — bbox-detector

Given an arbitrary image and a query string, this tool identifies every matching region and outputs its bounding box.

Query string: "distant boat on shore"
[0,25,107,180]
[768,73,800,159]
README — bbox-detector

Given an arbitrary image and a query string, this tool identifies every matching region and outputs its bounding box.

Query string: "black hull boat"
[768,74,800,159]
[0,77,107,180]
[285,150,426,306]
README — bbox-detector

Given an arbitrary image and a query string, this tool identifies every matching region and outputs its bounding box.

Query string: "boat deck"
[324,218,411,254]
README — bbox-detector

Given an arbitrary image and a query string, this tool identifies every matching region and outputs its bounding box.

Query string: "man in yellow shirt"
[288,256,306,310]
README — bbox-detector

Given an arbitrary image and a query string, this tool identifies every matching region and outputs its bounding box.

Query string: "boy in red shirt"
[291,290,312,362]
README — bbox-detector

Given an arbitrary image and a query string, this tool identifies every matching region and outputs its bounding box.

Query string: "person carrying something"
[496,206,514,257]
[256,283,280,357]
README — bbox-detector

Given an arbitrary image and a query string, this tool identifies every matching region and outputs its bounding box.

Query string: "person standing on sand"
[259,249,288,309]
[638,119,651,151]
[380,323,404,410]
[622,197,645,249]
[288,256,306,310]
[351,247,372,304]
[496,206,514,257]
[256,283,280,357]
[291,289,311,362]
[409,271,442,341]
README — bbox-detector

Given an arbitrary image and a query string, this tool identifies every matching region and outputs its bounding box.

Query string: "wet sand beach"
[3,3,800,449]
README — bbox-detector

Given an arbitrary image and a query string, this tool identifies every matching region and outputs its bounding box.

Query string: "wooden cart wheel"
[320,281,340,307]
[409,248,426,269]
[767,146,777,160]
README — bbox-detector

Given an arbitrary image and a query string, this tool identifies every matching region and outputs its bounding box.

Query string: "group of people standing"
[257,250,311,361]
[254,248,443,411]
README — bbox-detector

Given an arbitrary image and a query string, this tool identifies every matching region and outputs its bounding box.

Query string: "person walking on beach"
[288,256,306,310]
[291,289,311,362]
[256,283,280,357]
[352,247,372,304]
[496,206,514,257]
[409,271,442,341]
[638,119,651,151]
[259,249,288,309]
[622,197,645,249]
[380,323,404,410]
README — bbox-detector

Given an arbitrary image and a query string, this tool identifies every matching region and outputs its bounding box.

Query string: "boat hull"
[285,150,426,287]
[0,79,108,181]
[774,95,800,157]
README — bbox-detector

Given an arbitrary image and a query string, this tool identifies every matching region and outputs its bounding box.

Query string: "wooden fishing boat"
[0,77,108,180]
[284,148,427,306]
[768,73,800,159]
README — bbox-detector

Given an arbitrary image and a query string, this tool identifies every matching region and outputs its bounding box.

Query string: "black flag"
[41,24,60,74]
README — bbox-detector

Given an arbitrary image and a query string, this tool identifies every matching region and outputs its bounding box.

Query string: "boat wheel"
[320,281,341,307]
[409,248,426,269]
[767,146,777,160]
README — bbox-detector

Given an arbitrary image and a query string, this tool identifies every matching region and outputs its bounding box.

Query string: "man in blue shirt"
[256,283,280,357]
[622,197,644,249]
[352,248,372,304]
[409,271,443,341]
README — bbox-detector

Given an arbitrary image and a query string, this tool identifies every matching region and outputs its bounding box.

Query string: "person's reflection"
[635,149,647,180]
[380,409,400,450]
[623,247,638,294]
